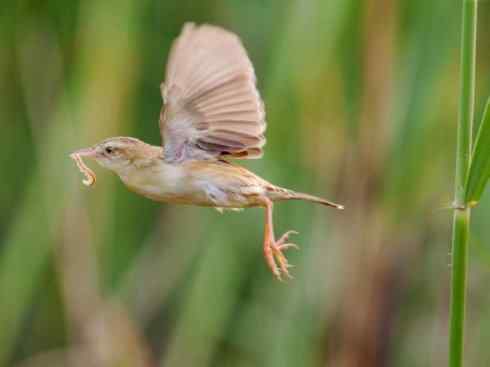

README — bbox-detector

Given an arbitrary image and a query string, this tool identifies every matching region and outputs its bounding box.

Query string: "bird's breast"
[120,161,193,203]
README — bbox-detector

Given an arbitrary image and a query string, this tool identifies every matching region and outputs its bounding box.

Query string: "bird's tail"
[267,186,344,210]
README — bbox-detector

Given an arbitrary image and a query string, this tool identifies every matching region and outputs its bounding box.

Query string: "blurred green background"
[1,1,490,366]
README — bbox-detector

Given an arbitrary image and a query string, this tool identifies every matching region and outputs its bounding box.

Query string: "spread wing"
[160,23,266,162]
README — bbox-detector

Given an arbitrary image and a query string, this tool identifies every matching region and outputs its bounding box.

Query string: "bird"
[70,23,343,280]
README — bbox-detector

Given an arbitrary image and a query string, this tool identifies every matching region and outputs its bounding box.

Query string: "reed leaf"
[465,98,490,206]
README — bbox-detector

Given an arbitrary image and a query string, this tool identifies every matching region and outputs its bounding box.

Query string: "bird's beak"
[70,147,97,159]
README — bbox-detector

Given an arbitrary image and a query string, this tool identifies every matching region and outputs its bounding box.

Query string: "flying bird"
[70,23,343,280]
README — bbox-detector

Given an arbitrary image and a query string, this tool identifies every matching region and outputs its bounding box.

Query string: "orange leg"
[262,198,299,280]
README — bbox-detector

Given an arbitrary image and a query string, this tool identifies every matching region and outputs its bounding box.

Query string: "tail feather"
[288,191,344,209]
[267,186,344,210]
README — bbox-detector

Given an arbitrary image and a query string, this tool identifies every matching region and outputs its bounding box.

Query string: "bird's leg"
[262,198,299,280]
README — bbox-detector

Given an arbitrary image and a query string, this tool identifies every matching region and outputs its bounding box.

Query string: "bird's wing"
[160,23,266,162]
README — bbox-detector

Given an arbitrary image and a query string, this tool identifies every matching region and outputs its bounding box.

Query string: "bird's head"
[70,137,162,185]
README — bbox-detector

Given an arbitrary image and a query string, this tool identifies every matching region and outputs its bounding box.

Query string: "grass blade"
[449,1,478,367]
[465,98,490,206]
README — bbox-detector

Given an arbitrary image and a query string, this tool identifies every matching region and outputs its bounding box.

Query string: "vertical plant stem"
[450,1,477,367]
[450,210,470,367]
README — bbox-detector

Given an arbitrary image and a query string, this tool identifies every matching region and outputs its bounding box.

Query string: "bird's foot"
[264,230,299,281]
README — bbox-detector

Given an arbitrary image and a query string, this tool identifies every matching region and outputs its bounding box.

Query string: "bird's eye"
[105,147,114,154]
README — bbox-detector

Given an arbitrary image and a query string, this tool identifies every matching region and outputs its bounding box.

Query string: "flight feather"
[160,23,266,162]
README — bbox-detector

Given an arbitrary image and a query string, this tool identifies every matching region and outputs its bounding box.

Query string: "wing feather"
[160,23,266,162]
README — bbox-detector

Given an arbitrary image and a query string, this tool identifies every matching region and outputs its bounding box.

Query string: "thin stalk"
[449,1,477,367]
[450,210,470,367]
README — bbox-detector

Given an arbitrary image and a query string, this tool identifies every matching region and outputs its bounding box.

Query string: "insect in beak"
[70,147,97,187]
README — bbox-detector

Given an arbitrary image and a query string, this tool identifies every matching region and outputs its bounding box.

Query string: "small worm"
[70,153,96,187]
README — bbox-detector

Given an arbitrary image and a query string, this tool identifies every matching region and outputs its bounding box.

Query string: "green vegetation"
[0,1,489,366]
[450,2,490,367]
[465,98,490,205]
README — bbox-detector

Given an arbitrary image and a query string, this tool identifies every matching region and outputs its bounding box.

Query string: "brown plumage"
[161,23,266,161]
[70,23,343,280]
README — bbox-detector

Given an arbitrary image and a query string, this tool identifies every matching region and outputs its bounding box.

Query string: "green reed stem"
[449,1,477,367]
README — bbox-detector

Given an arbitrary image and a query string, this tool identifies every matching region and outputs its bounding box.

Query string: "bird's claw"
[277,243,299,251]
[277,230,299,245]
[265,230,299,281]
